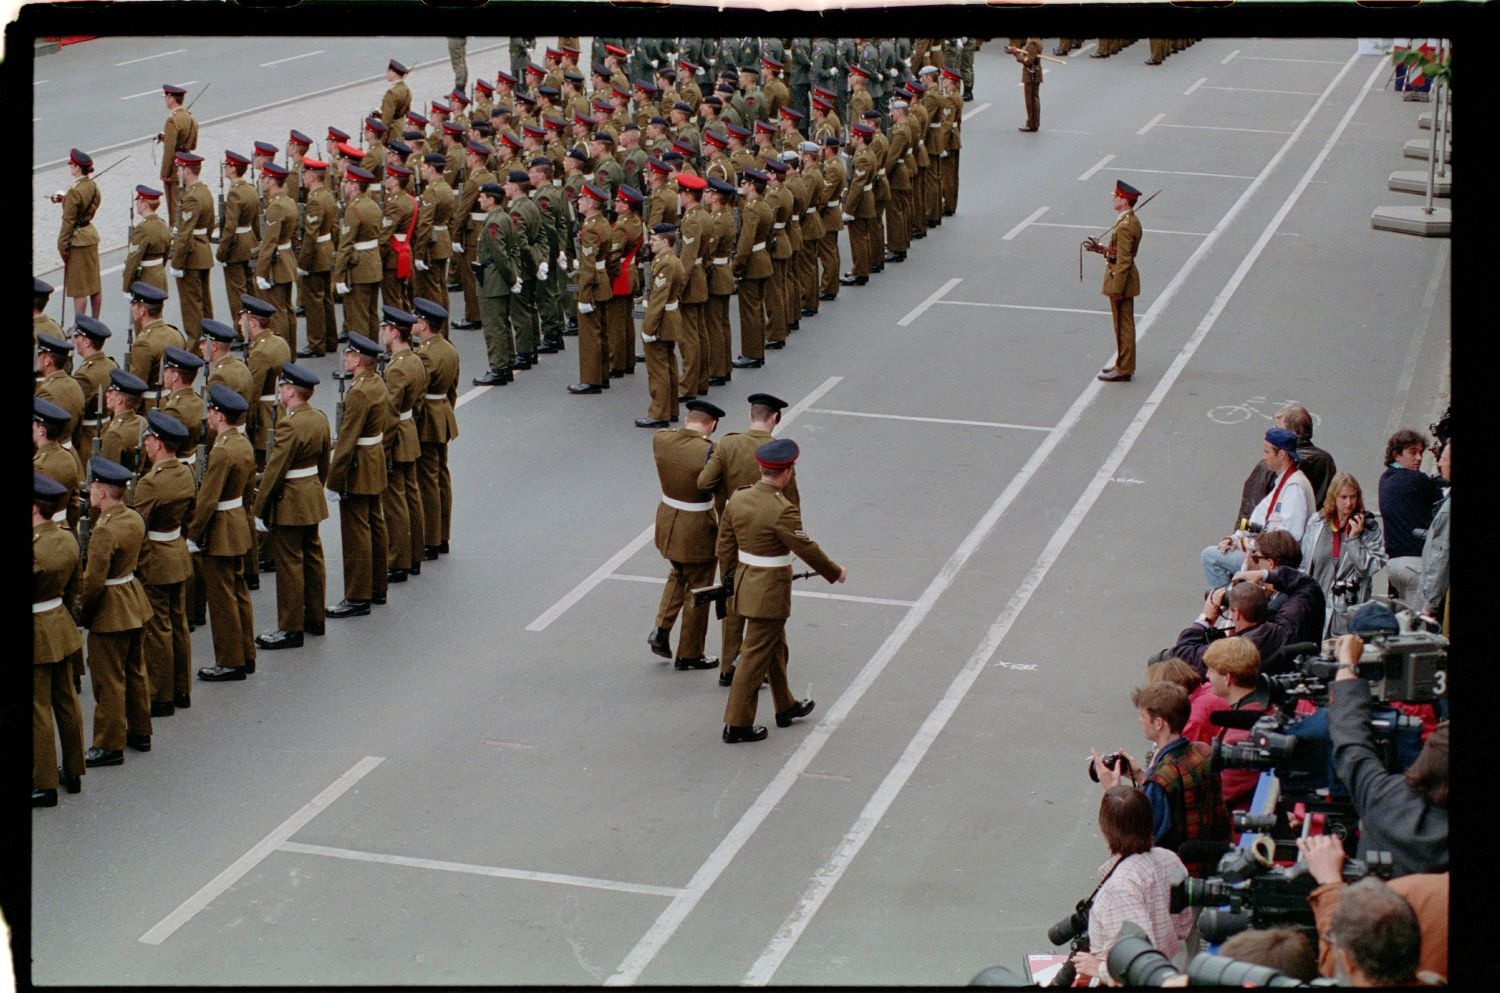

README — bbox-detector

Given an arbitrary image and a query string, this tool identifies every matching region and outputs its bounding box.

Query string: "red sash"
[393,198,417,279]
[611,236,641,296]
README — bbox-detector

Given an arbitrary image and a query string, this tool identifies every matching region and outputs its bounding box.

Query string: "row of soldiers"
[32,286,462,806]
[1052,37,1198,64]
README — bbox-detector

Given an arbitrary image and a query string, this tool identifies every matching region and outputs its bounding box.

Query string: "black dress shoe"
[722,724,768,743]
[473,368,507,386]
[677,393,696,403]
[801,308,816,317]
[764,340,785,350]
[388,568,409,583]
[296,347,324,359]
[1097,370,1133,382]
[609,369,625,378]
[674,655,719,670]
[245,574,260,591]
[536,341,559,354]
[912,231,927,239]
[964,88,975,101]
[635,417,670,428]
[452,319,481,330]
[731,356,763,368]
[150,700,176,717]
[870,263,885,273]
[327,599,372,618]
[719,667,736,687]
[885,252,906,263]
[1144,58,1161,65]
[85,747,124,767]
[174,692,192,709]
[708,376,729,386]
[511,356,533,371]
[424,545,441,560]
[245,657,257,674]
[564,319,579,334]
[33,788,58,807]
[1017,126,1038,132]
[372,592,387,605]
[127,733,152,752]
[198,665,247,682]
[407,562,421,576]
[256,629,305,650]
[60,770,82,794]
[568,383,603,394]
[788,320,800,331]
[818,291,837,301]
[635,353,645,363]
[439,540,450,554]
[943,209,956,217]
[305,622,325,636]
[648,627,672,659]
[839,275,868,286]
[261,559,277,573]
[776,699,816,727]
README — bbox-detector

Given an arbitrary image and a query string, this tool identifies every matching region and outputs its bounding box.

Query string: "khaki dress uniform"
[884,120,913,255]
[818,154,846,298]
[72,352,118,454]
[36,370,86,452]
[533,181,570,346]
[125,213,172,295]
[128,318,186,410]
[940,90,962,215]
[717,481,840,728]
[131,455,196,707]
[206,355,254,448]
[80,503,152,751]
[574,211,614,387]
[59,176,102,298]
[456,166,495,326]
[381,349,428,574]
[733,194,774,362]
[907,99,931,238]
[705,202,736,382]
[1018,38,1043,131]
[163,386,206,474]
[1102,208,1143,377]
[763,179,794,345]
[35,313,64,346]
[254,402,331,633]
[381,187,417,313]
[507,194,546,361]
[34,518,85,792]
[256,193,300,348]
[478,202,523,374]
[100,409,146,471]
[414,178,455,311]
[171,181,217,350]
[697,429,799,676]
[783,170,811,317]
[652,426,719,661]
[415,334,459,550]
[217,178,260,312]
[676,203,712,397]
[188,425,256,671]
[160,106,198,227]
[641,250,685,423]
[34,441,83,532]
[381,80,412,132]
[298,185,338,355]
[921,90,946,226]
[327,369,391,604]
[797,161,826,315]
[607,211,644,375]
[844,145,878,278]
[336,192,384,336]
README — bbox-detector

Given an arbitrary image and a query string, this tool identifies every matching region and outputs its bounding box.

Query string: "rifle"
[182,81,211,115]
[77,454,97,559]
[694,569,816,619]
[335,368,347,443]
[215,161,227,245]
[261,401,279,526]
[126,418,147,502]
[195,378,210,486]
[1080,189,1159,282]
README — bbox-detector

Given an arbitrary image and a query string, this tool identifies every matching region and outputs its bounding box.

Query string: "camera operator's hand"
[1070,950,1102,981]
[1297,833,1347,885]
[1230,567,1270,588]
[1090,748,1123,789]
[1333,634,1364,680]
[1347,511,1365,538]
[1202,587,1225,625]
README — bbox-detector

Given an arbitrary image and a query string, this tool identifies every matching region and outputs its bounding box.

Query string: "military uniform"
[336,188,384,336]
[256,190,300,348]
[651,419,720,665]
[705,192,737,382]
[532,177,570,349]
[818,150,846,299]
[34,438,83,532]
[415,328,460,553]
[607,204,644,376]
[125,211,172,295]
[128,315,186,410]
[414,175,456,312]
[326,358,391,608]
[71,348,117,454]
[36,368,86,452]
[456,158,496,328]
[131,441,196,710]
[1016,38,1043,131]
[160,101,198,227]
[572,197,614,389]
[255,396,330,637]
[476,196,523,378]
[188,411,256,673]
[676,198,712,397]
[640,246,685,424]
[382,344,427,576]
[506,192,546,364]
[217,173,260,315]
[843,139,878,280]
[80,499,152,756]
[381,185,417,313]
[732,187,774,363]
[33,508,85,797]
[297,180,338,355]
[59,171,102,299]
[1099,189,1143,380]
[171,177,217,350]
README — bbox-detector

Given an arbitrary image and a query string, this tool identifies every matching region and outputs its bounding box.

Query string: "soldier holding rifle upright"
[159,84,199,227]
[1085,180,1145,383]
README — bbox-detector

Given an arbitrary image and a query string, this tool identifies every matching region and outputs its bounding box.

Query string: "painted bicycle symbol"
[1206,397,1322,428]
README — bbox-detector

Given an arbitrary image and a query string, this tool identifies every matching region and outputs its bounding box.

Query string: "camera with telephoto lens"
[1085,750,1131,783]
[1267,634,1447,710]
[1108,924,1338,987]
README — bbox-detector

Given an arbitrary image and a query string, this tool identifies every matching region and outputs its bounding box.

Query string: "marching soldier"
[35,334,84,446]
[124,186,172,297]
[380,59,412,131]
[98,369,148,471]
[379,307,427,583]
[1087,180,1144,383]
[169,152,216,351]
[717,438,842,742]
[254,161,299,348]
[411,299,459,558]
[380,163,418,312]
[79,456,153,766]
[636,223,685,429]
[697,392,800,685]
[295,155,337,358]
[70,317,117,455]
[33,472,85,807]
[414,153,456,312]
[647,398,726,670]
[472,182,522,386]
[131,411,196,716]
[730,168,774,370]
[326,333,390,619]
[335,165,383,338]
[253,362,330,650]
[566,182,613,395]
[34,398,82,533]
[189,385,257,682]
[218,150,260,310]
[57,148,103,321]
[159,83,199,227]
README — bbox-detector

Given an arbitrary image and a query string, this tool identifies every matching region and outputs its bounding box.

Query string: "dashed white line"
[121,80,196,101]
[1236,55,1347,65]
[260,50,326,68]
[937,301,1110,316]
[1221,49,1240,65]
[1112,167,1257,180]
[1183,77,1207,96]
[962,102,991,121]
[1079,154,1114,182]
[897,277,962,327]
[1031,222,1211,237]
[805,408,1055,432]
[1002,205,1050,241]
[1160,124,1294,135]
[115,49,185,66]
[605,574,915,608]
[1137,113,1165,136]
[1202,85,1323,96]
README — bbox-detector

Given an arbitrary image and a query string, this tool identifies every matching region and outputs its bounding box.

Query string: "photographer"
[1299,472,1387,636]
[1070,787,1193,984]
[1201,637,1269,814]
[1298,834,1447,981]
[1329,633,1448,876]
[1091,683,1230,873]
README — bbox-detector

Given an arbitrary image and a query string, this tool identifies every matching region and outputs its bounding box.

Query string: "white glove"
[888,68,898,77]
[171,268,185,279]
[415,260,429,272]
[842,213,855,222]
[255,517,270,533]
[939,151,949,158]
[556,250,567,267]
[452,241,465,254]
[537,261,549,281]
[256,276,272,290]
[186,539,201,554]
[297,267,309,277]
[576,302,594,314]
[337,281,351,295]
[511,278,523,294]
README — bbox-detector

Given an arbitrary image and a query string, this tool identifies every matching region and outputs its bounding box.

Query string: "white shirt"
[1088,848,1193,983]
[1249,467,1315,541]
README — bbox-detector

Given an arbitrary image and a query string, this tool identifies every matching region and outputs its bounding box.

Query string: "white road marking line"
[115,49,185,66]
[1202,85,1323,96]
[260,50,325,68]
[1079,154,1114,182]
[961,102,991,121]
[897,277,962,327]
[277,842,684,898]
[936,300,1109,316]
[1183,76,1207,96]
[454,384,489,408]
[743,49,1380,986]
[1160,123,1294,135]
[1031,222,1211,236]
[806,407,1054,432]
[101,264,124,277]
[121,80,196,101]
[1109,167,1257,180]
[1236,55,1347,65]
[1385,242,1449,439]
[1221,49,1240,65]
[1137,113,1164,136]
[605,574,915,608]
[525,377,841,632]
[1002,205,1049,241]
[138,756,385,945]
[35,79,48,85]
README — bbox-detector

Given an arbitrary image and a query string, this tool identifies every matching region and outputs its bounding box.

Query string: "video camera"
[1108,921,1338,987]
[1263,631,1447,710]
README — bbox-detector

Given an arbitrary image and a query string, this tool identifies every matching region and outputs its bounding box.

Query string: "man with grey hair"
[1236,403,1337,524]
[1325,878,1422,986]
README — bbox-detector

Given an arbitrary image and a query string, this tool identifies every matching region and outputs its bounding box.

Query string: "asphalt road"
[30,35,1451,986]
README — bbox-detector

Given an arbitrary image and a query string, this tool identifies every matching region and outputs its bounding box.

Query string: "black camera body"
[1171,847,1392,940]
[1085,750,1132,784]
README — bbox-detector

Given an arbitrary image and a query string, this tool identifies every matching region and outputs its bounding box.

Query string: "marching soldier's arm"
[774,503,841,582]
[715,502,740,582]
[696,444,726,499]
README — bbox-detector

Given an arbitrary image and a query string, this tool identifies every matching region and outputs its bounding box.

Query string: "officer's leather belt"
[354,239,379,251]
[316,233,332,243]
[33,597,64,614]
[215,497,244,511]
[662,494,712,512]
[739,550,793,568]
[52,510,68,524]
[356,433,383,446]
[399,409,414,421]
[148,527,182,542]
[105,573,137,586]
[140,258,164,267]
[235,225,253,234]
[286,466,319,479]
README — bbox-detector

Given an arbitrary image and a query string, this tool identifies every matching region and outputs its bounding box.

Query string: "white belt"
[278,241,292,251]
[752,241,766,251]
[259,393,275,402]
[105,573,136,586]
[143,390,162,399]
[664,301,679,312]
[432,224,448,231]
[393,233,407,242]
[803,207,816,215]
[316,233,332,243]
[33,597,64,614]
[356,433,383,446]
[928,123,940,129]
[773,222,786,229]
[424,392,448,401]
[399,409,414,421]
[179,451,196,465]
[194,226,210,234]
[51,510,68,524]
[470,212,487,221]
[286,466,319,479]
[739,550,793,568]
[140,258,164,267]
[235,225,252,234]
[877,168,886,176]
[713,257,729,265]
[693,257,704,265]
[661,494,712,512]
[216,497,243,511]
[595,260,606,270]
[148,527,182,542]
[354,239,378,251]
[81,417,102,427]
[62,441,74,450]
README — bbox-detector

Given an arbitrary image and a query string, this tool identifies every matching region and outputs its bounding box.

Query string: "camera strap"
[1081,855,1126,913]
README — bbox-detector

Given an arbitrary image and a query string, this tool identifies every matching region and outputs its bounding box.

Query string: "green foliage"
[1390,45,1452,88]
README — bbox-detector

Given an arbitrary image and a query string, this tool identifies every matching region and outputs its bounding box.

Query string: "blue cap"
[206,383,249,415]
[413,297,448,324]
[36,333,72,355]
[239,294,277,319]
[707,177,736,196]
[1349,602,1401,637]
[279,362,320,389]
[89,456,134,486]
[506,169,530,184]
[73,315,111,341]
[650,222,677,235]
[479,182,505,199]
[380,305,417,328]
[345,332,382,358]
[130,281,169,304]
[754,438,799,470]
[200,319,238,344]
[34,276,54,297]
[1265,427,1300,462]
[686,399,725,419]
[107,368,149,396]
[163,345,205,372]
[34,471,68,502]
[145,409,189,446]
[33,397,71,428]
[742,168,768,183]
